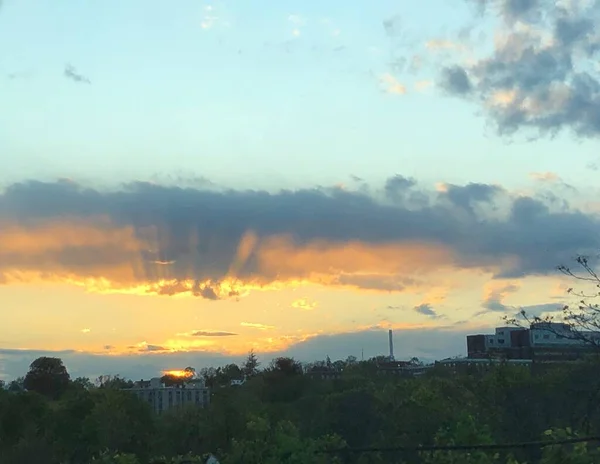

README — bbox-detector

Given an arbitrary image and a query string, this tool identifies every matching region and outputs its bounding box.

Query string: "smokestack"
[388,329,394,361]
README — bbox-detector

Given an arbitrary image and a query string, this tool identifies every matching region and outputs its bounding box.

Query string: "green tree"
[49,386,96,462]
[82,389,155,460]
[423,413,501,464]
[23,357,70,399]
[224,415,345,464]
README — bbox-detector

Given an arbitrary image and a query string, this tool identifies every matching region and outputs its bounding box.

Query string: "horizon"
[2,0,600,382]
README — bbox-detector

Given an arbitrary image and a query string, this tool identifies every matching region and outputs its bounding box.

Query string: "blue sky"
[2,0,597,189]
[1,0,600,380]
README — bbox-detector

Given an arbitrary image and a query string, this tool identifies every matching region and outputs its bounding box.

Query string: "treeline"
[2,354,600,463]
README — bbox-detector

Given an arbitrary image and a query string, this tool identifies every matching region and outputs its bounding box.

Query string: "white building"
[127,377,210,414]
[467,322,600,361]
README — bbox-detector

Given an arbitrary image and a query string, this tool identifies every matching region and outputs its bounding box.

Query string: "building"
[436,357,532,374]
[467,323,600,362]
[126,377,210,414]
[376,360,431,377]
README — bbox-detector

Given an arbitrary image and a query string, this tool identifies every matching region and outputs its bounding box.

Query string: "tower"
[388,329,395,361]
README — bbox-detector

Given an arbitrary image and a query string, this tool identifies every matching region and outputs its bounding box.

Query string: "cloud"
[413,303,442,319]
[441,66,473,95]
[64,64,91,84]
[189,330,238,337]
[530,171,561,182]
[0,326,490,380]
[241,322,276,331]
[291,298,318,310]
[0,177,599,299]
[440,0,600,138]
[426,39,467,52]
[129,342,169,353]
[482,281,521,313]
[415,80,434,92]
[379,73,407,95]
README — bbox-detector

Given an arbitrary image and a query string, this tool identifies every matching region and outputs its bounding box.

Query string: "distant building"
[305,366,342,380]
[126,377,210,414]
[435,357,532,374]
[376,360,431,377]
[467,323,600,362]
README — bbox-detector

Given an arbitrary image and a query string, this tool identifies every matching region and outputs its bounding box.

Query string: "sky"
[1,0,600,381]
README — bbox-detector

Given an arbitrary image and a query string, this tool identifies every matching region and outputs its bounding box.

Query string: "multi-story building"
[467,323,600,361]
[126,377,210,414]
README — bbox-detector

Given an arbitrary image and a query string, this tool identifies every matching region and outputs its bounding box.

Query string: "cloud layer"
[442,0,600,138]
[0,326,477,380]
[0,176,597,299]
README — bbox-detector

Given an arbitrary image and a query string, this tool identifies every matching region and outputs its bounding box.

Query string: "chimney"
[388,329,395,361]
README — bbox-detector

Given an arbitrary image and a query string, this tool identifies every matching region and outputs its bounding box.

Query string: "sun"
[162,369,193,378]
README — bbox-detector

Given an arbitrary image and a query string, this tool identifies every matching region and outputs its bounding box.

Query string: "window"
[543,334,550,339]
[498,339,505,344]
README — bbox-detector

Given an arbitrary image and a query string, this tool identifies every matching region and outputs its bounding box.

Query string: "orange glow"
[0,221,465,298]
[161,369,193,378]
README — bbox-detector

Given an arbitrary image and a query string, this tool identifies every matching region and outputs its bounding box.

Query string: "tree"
[72,376,95,390]
[8,376,25,392]
[97,375,134,389]
[508,255,600,348]
[161,374,186,387]
[184,366,197,378]
[23,357,70,399]
[81,389,155,459]
[242,350,260,378]
[267,357,303,376]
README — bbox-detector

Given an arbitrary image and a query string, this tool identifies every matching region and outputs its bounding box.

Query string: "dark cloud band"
[0,176,597,298]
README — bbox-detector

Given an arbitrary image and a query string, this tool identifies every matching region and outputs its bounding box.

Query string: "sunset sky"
[2,0,600,381]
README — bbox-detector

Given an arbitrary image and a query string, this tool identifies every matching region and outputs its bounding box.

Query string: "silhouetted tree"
[23,357,70,399]
[161,374,185,387]
[8,376,24,392]
[72,377,94,390]
[508,255,600,348]
[96,375,134,389]
[242,350,260,378]
[267,357,303,376]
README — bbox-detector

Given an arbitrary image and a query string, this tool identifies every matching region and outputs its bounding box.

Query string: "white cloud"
[379,73,407,95]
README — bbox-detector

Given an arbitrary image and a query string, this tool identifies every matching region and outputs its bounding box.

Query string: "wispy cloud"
[481,281,520,313]
[425,39,467,52]
[379,73,407,95]
[413,303,443,319]
[291,298,318,311]
[64,64,90,84]
[241,322,276,331]
[189,330,238,337]
[529,172,560,182]
[414,80,433,92]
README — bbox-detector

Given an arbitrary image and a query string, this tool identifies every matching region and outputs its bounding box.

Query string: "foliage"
[508,255,600,349]
[3,354,600,463]
[23,356,70,399]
